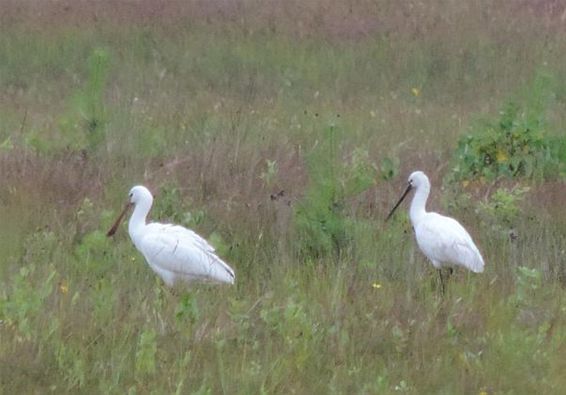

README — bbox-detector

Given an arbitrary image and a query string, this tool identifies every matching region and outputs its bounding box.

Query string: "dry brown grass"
[2,0,566,38]
[0,149,106,216]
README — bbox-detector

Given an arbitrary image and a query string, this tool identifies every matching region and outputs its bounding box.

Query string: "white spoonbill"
[107,185,235,286]
[386,171,484,292]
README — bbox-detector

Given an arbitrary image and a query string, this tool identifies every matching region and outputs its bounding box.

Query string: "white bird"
[107,185,235,286]
[386,171,484,292]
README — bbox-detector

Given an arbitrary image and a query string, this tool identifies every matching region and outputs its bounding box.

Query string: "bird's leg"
[438,269,446,295]
[446,267,454,285]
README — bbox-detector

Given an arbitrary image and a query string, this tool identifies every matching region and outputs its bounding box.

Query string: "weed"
[175,293,200,325]
[514,266,542,305]
[379,156,400,181]
[477,186,529,236]
[28,48,110,152]
[294,125,375,257]
[0,264,56,340]
[135,328,157,378]
[152,183,206,228]
[260,159,279,187]
[449,72,566,183]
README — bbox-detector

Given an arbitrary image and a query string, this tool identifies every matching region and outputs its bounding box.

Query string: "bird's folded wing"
[140,226,235,279]
[146,223,217,252]
[418,216,484,272]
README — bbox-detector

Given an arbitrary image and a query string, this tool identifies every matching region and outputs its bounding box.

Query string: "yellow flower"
[411,87,420,97]
[462,180,470,188]
[59,280,69,295]
[495,149,509,163]
[372,283,382,289]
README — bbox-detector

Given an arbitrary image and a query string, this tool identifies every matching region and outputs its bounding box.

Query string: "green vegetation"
[62,47,110,151]
[294,124,375,257]
[1,1,566,393]
[449,72,566,183]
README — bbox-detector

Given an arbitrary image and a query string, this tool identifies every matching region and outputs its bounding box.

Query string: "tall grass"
[1,1,566,393]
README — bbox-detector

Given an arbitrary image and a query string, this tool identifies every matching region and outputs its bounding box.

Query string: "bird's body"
[413,212,484,273]
[387,171,484,291]
[108,186,235,286]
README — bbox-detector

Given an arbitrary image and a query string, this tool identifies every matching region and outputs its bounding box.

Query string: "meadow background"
[1,1,566,393]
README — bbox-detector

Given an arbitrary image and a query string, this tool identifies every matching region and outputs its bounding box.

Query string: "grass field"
[1,1,566,393]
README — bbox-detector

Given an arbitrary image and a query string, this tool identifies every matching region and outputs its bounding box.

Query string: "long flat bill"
[386,183,412,222]
[106,202,133,237]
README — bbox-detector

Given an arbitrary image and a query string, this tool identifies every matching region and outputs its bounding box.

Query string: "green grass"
[1,1,566,393]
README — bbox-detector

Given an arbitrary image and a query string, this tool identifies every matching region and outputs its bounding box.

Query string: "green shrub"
[152,184,205,228]
[477,186,529,235]
[293,125,375,257]
[449,72,566,182]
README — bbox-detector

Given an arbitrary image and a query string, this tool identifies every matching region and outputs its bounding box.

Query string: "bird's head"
[386,170,430,221]
[407,171,429,190]
[107,185,153,237]
[128,185,153,206]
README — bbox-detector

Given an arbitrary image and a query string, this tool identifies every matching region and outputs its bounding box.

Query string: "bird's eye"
[129,193,133,198]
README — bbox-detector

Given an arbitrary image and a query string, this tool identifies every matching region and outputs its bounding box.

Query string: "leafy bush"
[449,73,566,182]
[475,186,529,237]
[293,125,375,257]
[152,184,205,228]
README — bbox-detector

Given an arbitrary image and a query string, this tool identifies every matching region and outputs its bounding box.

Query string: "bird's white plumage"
[393,171,484,273]
[136,223,235,285]
[118,185,235,286]
[414,213,484,273]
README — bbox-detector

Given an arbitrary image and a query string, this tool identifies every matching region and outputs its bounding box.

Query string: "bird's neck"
[409,183,430,226]
[128,199,152,239]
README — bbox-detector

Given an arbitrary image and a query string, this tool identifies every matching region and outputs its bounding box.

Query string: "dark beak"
[386,183,412,221]
[106,202,133,237]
